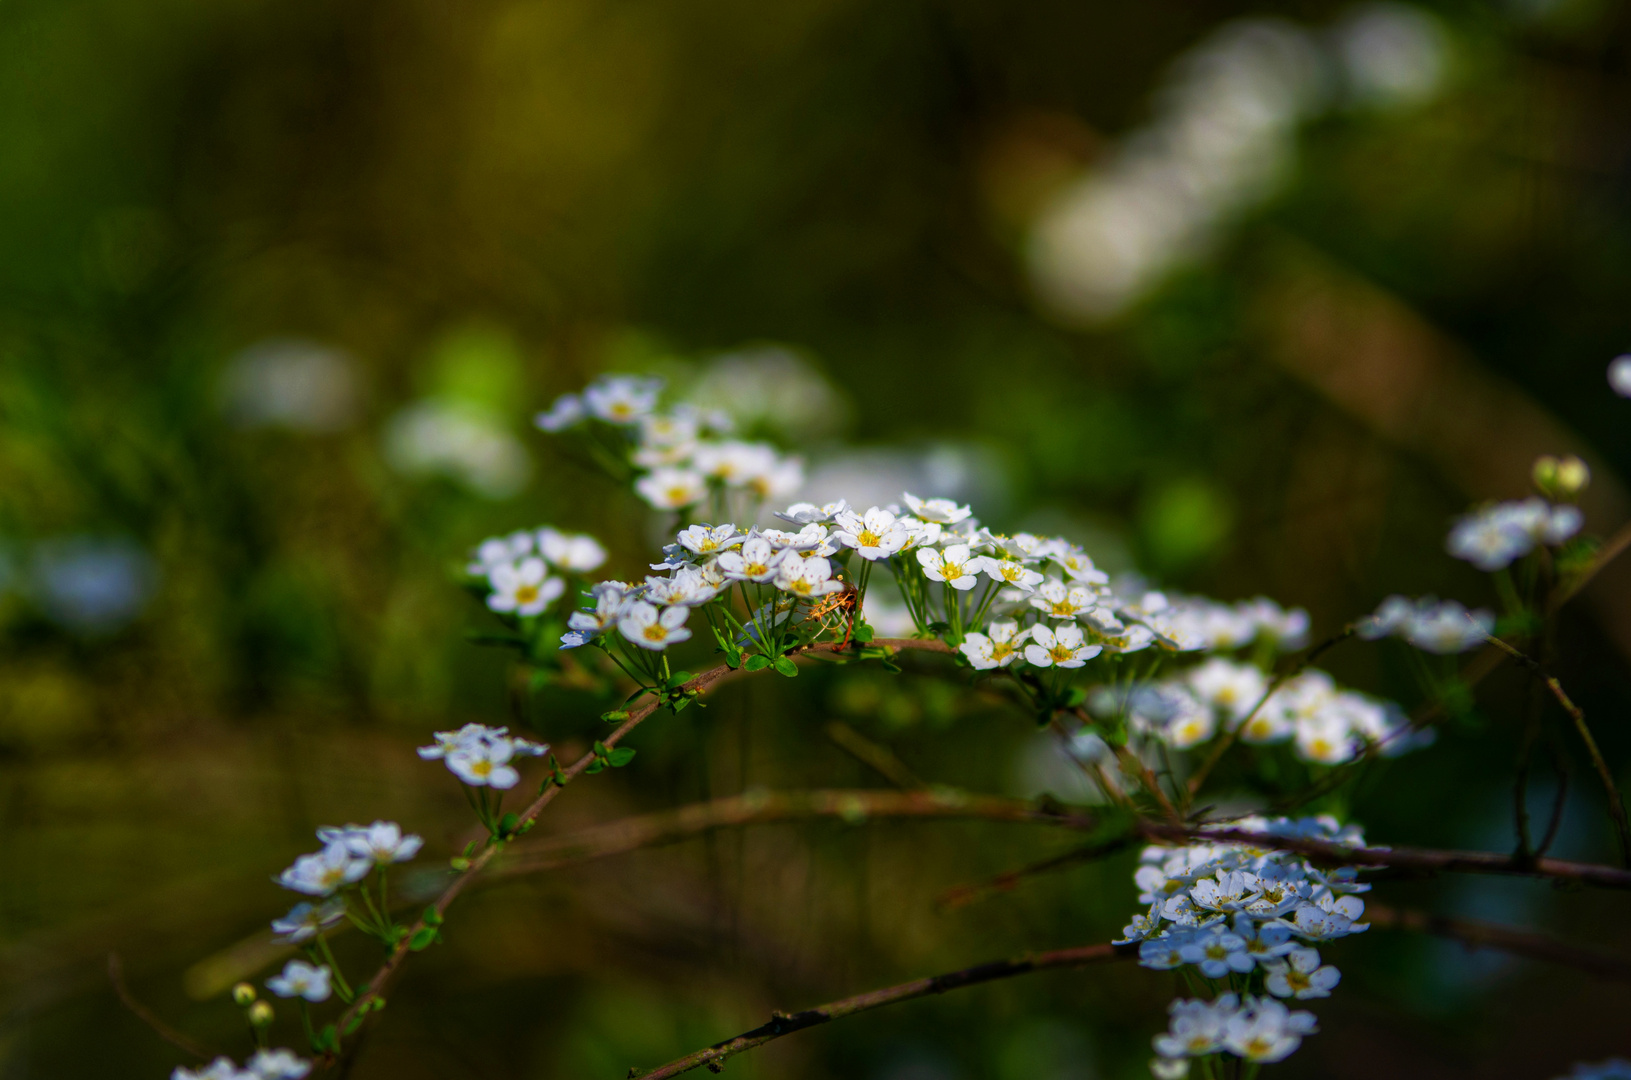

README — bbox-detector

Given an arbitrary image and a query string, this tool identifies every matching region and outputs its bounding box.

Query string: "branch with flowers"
[157,372,1631,1080]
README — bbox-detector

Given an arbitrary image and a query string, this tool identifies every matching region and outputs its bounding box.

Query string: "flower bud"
[232,982,257,1007]
[248,1000,275,1028]
[1533,455,1591,500]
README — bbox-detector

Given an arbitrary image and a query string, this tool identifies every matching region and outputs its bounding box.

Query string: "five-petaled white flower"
[583,375,663,424]
[775,555,845,598]
[276,842,370,896]
[172,1057,249,1080]
[1179,922,1254,977]
[833,507,910,561]
[619,601,693,650]
[635,467,708,510]
[247,1049,313,1079]
[536,529,607,572]
[776,499,850,525]
[718,537,784,582]
[1222,998,1316,1063]
[338,821,424,865]
[1023,623,1101,668]
[534,393,585,432]
[266,959,332,1002]
[903,493,973,524]
[270,899,347,943]
[917,544,981,590]
[486,558,564,617]
[675,523,743,558]
[1264,947,1341,1000]
[447,737,522,789]
[982,556,1044,592]
[1153,994,1238,1058]
[958,621,1029,670]
[1030,579,1097,620]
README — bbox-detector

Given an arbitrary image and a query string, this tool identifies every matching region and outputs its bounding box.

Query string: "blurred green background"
[3,0,1631,1076]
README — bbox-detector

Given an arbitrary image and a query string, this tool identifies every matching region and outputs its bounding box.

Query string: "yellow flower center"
[666,486,691,504]
[941,561,964,580]
[1049,644,1072,662]
[644,624,668,641]
[1286,970,1311,992]
[516,585,540,604]
[609,402,633,419]
[858,529,881,547]
[471,760,493,777]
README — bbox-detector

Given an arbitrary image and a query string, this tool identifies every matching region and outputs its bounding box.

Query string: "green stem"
[313,933,355,1002]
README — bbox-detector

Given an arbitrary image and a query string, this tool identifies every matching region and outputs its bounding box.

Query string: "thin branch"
[493,789,1100,880]
[1484,635,1631,867]
[627,942,1136,1079]
[824,721,926,790]
[1365,904,1631,983]
[108,952,216,1060]
[321,638,954,1068]
[937,835,1136,911]
[1551,517,1631,610]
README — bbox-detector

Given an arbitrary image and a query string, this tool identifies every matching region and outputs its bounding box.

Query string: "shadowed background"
[2,0,1631,1076]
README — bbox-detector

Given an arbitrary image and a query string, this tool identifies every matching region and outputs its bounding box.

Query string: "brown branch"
[824,721,926,790]
[108,952,216,1060]
[493,788,1099,880]
[321,638,954,1068]
[627,942,1136,1079]
[1365,903,1631,983]
[936,834,1136,911]
[1137,822,1631,890]
[1483,635,1631,867]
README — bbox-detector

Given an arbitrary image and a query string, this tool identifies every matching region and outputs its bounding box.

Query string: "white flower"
[636,467,708,510]
[564,586,630,645]
[1189,871,1260,915]
[645,567,722,606]
[1265,947,1341,1000]
[1187,659,1267,723]
[1052,543,1110,585]
[1024,623,1101,668]
[270,899,346,943]
[1179,922,1254,977]
[1223,997,1315,1063]
[775,555,845,598]
[619,601,692,650]
[1235,917,1298,961]
[1115,899,1166,944]
[173,1057,250,1080]
[902,492,973,524]
[775,499,850,525]
[743,453,804,499]
[247,1049,313,1079]
[1295,710,1358,765]
[1030,579,1098,620]
[675,523,743,557]
[1139,930,1194,971]
[1403,600,1494,654]
[416,722,496,760]
[718,537,784,582]
[1150,1057,1190,1080]
[340,821,424,865]
[534,393,585,432]
[1152,994,1238,1058]
[1611,355,1631,398]
[833,507,910,561]
[633,412,700,466]
[486,558,565,616]
[1290,893,1368,940]
[447,737,522,789]
[917,544,981,590]
[276,843,371,896]
[465,530,533,574]
[583,375,662,424]
[693,440,777,486]
[958,621,1029,669]
[536,529,607,572]
[266,959,331,1003]
[982,555,1045,592]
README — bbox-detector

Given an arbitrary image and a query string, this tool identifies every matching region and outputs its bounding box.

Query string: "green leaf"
[423,906,443,927]
[593,740,609,756]
[1063,686,1088,709]
[314,1024,339,1052]
[599,709,629,722]
[408,927,440,951]
[773,656,799,678]
[852,621,875,644]
[585,759,606,774]
[667,670,694,688]
[343,1013,366,1036]
[743,654,772,672]
[449,856,470,871]
[498,812,519,836]
[606,746,637,767]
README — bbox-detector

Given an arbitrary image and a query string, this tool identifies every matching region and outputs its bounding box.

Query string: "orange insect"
[801,579,861,649]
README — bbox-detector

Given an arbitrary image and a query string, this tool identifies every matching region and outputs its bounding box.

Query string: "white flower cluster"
[266,958,332,1002]
[418,723,548,789]
[1151,994,1318,1068]
[1357,595,1494,654]
[467,526,607,618]
[1106,658,1425,764]
[536,374,804,511]
[1446,497,1581,572]
[172,1049,311,1080]
[1120,816,1373,1069]
[274,821,422,897]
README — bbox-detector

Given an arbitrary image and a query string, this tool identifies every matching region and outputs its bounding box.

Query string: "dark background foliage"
[2,0,1630,1076]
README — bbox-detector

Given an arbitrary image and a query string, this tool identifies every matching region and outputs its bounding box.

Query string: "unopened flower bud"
[248,1000,275,1028]
[1533,455,1591,500]
[232,982,257,1006]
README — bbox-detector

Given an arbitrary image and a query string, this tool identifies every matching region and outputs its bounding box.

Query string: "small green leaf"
[773,656,799,678]
[852,622,875,644]
[343,1012,366,1035]
[499,812,519,836]
[607,746,637,767]
[408,927,440,951]
[1063,687,1088,708]
[599,710,629,722]
[585,759,606,774]
[668,670,694,688]
[593,740,609,756]
[743,654,772,672]
[449,856,470,871]
[423,906,443,927]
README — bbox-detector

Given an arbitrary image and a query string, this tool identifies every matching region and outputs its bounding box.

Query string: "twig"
[321,638,954,1068]
[108,952,216,1060]
[936,834,1137,911]
[1484,635,1631,867]
[627,941,1136,1079]
[1186,625,1357,799]
[1365,903,1631,982]
[1537,739,1570,859]
[824,721,926,790]
[494,788,1101,880]
[1551,517,1631,610]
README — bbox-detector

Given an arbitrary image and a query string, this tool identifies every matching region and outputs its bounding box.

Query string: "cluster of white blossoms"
[1108,658,1428,764]
[1118,816,1372,1071]
[417,723,548,790]
[467,526,607,618]
[1446,496,1582,572]
[536,374,804,512]
[172,1050,311,1080]
[1357,595,1495,654]
[275,821,422,898]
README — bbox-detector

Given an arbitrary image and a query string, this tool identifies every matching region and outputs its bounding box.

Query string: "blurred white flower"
[636,467,708,510]
[383,401,530,499]
[219,338,360,432]
[266,960,331,1003]
[1333,4,1447,109]
[1609,356,1631,398]
[486,558,563,616]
